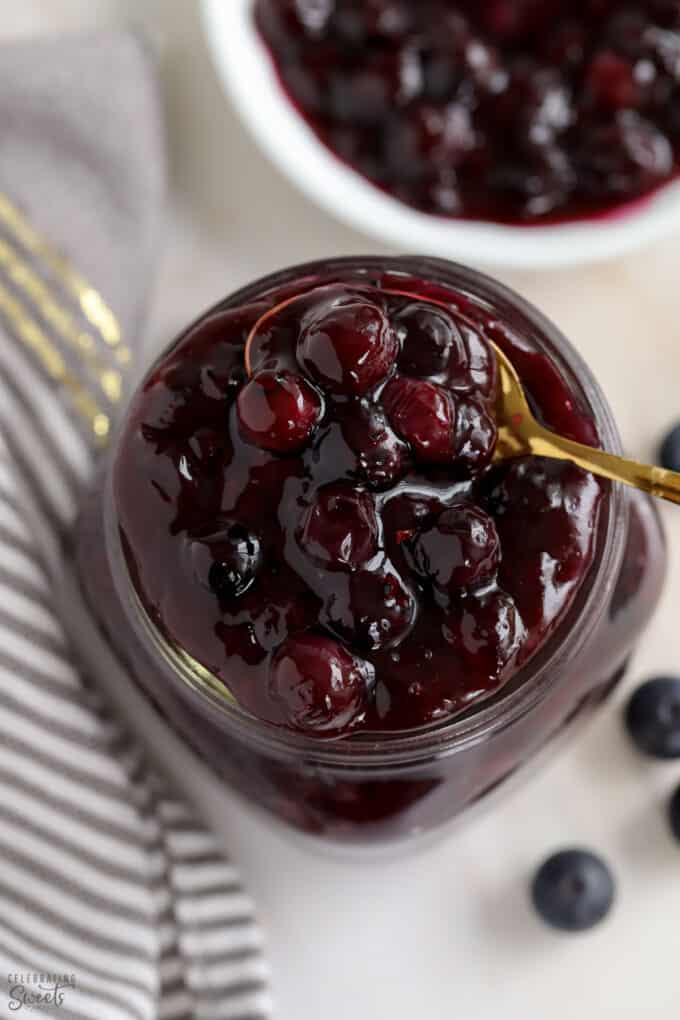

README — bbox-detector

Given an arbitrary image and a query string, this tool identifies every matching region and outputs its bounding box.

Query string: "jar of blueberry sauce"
[76,258,665,848]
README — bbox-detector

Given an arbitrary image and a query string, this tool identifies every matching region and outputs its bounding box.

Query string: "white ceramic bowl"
[201,0,680,270]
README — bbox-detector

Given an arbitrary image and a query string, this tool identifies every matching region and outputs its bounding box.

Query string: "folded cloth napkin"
[0,32,271,1020]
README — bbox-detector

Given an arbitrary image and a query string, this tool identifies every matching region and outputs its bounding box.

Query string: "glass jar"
[75,257,666,849]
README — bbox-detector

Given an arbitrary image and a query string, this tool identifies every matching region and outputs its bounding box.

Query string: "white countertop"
[6,3,680,1018]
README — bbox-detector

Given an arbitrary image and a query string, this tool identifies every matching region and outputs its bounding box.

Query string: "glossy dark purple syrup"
[114,268,603,739]
[255,0,680,223]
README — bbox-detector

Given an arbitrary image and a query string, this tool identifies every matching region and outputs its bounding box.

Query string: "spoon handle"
[525,427,680,506]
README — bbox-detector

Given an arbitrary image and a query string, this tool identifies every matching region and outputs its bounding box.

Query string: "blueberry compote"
[82,259,665,845]
[255,0,680,223]
[114,272,601,737]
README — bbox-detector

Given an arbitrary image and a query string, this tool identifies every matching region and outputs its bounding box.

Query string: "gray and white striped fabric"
[0,30,270,1020]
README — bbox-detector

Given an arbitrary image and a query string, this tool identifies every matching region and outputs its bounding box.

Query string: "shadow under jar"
[76,257,665,849]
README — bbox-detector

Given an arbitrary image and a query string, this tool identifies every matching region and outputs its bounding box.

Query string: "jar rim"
[108,256,626,767]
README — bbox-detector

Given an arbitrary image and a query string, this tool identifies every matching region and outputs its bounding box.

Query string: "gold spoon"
[492,343,680,505]
[246,288,680,506]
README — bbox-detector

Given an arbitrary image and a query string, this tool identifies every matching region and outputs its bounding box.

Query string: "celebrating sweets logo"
[7,973,76,1012]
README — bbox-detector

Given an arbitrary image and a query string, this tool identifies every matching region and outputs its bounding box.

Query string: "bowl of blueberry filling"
[202,0,680,267]
[76,257,666,846]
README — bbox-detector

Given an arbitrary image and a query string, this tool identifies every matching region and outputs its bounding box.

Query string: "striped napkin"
[0,31,270,1020]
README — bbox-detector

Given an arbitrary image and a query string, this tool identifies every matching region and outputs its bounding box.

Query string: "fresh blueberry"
[531,849,615,932]
[669,783,680,843]
[625,677,680,759]
[659,423,680,472]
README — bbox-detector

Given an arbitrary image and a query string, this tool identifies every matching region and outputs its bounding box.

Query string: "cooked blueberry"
[575,111,673,200]
[480,458,603,631]
[584,51,640,111]
[269,633,374,735]
[454,397,498,472]
[669,783,680,842]
[659,422,680,471]
[495,63,573,140]
[323,564,418,651]
[283,63,329,116]
[408,504,501,599]
[531,849,615,932]
[189,524,262,600]
[297,290,398,395]
[442,587,526,684]
[396,303,465,378]
[236,369,322,452]
[329,68,393,126]
[381,110,437,185]
[297,482,380,570]
[625,677,680,758]
[336,400,408,489]
[449,322,498,398]
[488,143,575,218]
[382,376,456,463]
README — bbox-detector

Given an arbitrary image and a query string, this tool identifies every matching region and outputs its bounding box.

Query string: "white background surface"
[5,3,680,1018]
